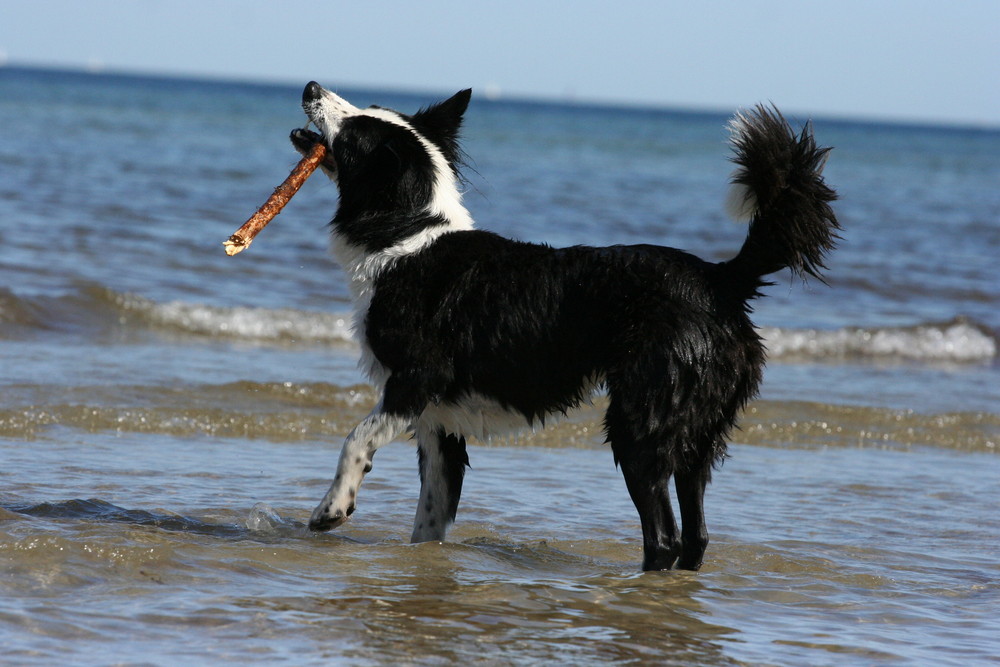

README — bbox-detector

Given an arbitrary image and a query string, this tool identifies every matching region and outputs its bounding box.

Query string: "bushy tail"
[723,104,840,293]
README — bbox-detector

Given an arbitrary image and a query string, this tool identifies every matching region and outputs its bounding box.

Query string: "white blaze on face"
[303,88,361,140]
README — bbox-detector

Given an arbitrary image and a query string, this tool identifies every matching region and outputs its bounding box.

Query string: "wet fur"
[290,82,839,571]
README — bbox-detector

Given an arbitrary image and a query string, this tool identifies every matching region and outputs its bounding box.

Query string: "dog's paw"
[290,127,322,151]
[290,128,337,178]
[308,500,355,532]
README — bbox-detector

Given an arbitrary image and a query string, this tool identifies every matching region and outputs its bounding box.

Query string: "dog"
[289,81,839,571]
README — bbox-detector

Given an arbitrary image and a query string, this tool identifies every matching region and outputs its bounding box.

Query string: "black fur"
[294,83,840,571]
[727,106,840,289]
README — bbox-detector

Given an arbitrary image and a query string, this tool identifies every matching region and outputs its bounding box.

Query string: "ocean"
[1,65,997,665]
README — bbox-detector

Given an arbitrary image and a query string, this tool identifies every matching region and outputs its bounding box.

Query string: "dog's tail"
[722,104,840,296]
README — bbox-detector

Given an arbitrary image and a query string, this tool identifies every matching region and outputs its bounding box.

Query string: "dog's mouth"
[290,126,323,152]
[290,126,337,173]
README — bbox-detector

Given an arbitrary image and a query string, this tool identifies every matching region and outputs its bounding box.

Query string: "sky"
[2,0,998,128]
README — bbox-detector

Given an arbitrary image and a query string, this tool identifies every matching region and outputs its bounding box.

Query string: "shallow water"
[3,430,998,665]
[1,66,999,664]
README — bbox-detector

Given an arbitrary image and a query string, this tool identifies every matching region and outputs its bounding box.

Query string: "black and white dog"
[290,81,838,571]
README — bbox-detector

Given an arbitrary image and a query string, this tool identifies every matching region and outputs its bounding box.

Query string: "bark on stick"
[223,142,327,256]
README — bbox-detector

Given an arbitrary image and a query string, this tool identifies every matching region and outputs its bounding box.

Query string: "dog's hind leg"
[606,383,683,570]
[674,460,712,570]
[308,403,411,531]
[616,448,681,571]
[607,415,680,569]
[411,422,469,543]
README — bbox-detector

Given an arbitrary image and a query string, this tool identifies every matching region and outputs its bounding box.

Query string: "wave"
[2,286,996,362]
[739,400,999,453]
[105,289,355,345]
[761,317,996,363]
[4,498,308,540]
[0,381,378,441]
[7,498,248,537]
[2,380,996,453]
[0,285,355,346]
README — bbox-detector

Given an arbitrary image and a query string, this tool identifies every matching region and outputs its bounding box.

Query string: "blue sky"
[2,0,998,127]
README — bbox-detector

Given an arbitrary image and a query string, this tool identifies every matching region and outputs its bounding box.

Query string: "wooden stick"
[223,141,328,256]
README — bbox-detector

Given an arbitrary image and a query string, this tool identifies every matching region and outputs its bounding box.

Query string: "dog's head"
[291,82,473,249]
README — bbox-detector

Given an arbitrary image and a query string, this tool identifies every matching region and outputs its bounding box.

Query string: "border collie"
[290,81,839,571]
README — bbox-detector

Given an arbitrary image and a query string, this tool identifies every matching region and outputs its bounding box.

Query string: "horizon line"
[4,59,998,133]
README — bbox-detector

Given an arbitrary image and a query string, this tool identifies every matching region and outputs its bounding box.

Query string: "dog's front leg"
[309,406,411,531]
[411,421,470,543]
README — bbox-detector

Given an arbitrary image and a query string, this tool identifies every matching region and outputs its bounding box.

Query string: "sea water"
[1,66,998,665]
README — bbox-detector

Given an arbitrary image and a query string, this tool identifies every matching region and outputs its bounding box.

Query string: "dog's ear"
[411,89,472,167]
[444,88,473,117]
[419,89,472,126]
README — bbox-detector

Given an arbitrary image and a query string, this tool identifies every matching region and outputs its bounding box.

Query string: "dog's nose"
[303,81,323,104]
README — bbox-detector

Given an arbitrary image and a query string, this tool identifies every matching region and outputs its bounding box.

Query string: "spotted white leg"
[410,420,470,543]
[309,406,411,531]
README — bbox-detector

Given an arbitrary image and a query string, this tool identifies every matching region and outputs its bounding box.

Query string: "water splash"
[245,502,284,533]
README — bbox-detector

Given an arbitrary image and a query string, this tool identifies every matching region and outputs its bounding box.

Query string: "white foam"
[112,292,354,345]
[760,319,997,363]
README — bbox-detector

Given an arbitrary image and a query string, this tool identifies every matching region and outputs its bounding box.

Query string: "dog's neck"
[330,124,474,297]
[330,215,469,302]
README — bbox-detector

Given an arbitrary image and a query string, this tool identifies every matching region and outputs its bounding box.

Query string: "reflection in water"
[235,544,738,666]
